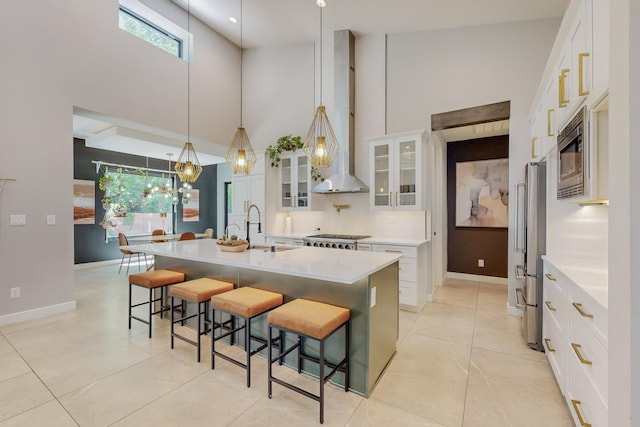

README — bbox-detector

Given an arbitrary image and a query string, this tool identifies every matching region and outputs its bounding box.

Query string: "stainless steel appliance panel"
[517,162,546,351]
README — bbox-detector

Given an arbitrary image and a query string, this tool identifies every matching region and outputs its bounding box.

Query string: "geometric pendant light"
[302,2,339,169]
[175,0,203,183]
[225,0,257,175]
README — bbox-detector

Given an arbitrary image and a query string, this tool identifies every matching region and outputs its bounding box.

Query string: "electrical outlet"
[10,287,20,298]
[478,259,485,267]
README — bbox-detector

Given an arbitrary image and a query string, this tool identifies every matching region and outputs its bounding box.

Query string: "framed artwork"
[73,179,96,225]
[182,189,200,222]
[455,158,509,228]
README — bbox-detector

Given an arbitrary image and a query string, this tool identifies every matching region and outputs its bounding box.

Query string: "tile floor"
[0,266,573,426]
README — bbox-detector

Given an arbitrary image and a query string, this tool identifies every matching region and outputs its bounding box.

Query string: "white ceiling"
[174,0,569,48]
[74,1,568,159]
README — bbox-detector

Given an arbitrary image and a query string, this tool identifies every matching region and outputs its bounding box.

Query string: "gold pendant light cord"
[187,0,191,144]
[319,6,322,105]
[240,0,243,125]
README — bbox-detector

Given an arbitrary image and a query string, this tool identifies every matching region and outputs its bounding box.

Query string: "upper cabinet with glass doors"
[369,131,426,211]
[278,151,312,211]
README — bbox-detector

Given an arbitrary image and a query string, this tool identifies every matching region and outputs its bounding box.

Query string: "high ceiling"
[74,0,569,160]
[174,0,570,48]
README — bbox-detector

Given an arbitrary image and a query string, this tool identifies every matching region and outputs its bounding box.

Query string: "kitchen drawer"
[266,237,294,246]
[569,283,608,347]
[543,261,569,298]
[372,245,417,258]
[543,277,568,334]
[543,306,566,394]
[569,311,608,402]
[399,257,416,282]
[399,281,416,306]
[566,349,608,427]
[357,243,372,251]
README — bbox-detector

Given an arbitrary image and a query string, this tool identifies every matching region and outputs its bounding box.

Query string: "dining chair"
[152,229,168,243]
[179,231,196,241]
[118,233,148,275]
[203,228,214,239]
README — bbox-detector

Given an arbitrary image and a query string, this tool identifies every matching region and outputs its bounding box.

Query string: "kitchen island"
[124,239,401,397]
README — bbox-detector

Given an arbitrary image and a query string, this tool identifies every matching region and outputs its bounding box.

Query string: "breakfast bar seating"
[128,269,185,338]
[169,278,234,362]
[267,299,350,424]
[210,287,283,387]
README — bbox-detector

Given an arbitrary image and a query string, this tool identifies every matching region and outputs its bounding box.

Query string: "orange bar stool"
[128,269,185,338]
[210,287,283,387]
[267,299,350,424]
[169,278,234,362]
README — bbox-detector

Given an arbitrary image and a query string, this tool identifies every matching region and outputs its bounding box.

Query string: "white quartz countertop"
[124,239,402,284]
[542,255,608,308]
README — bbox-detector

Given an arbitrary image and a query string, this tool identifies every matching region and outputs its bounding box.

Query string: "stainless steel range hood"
[312,30,368,194]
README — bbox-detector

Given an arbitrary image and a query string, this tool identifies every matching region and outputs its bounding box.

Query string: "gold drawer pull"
[571,343,593,365]
[572,302,594,318]
[544,338,556,352]
[544,301,556,311]
[384,249,403,254]
[578,52,590,96]
[571,400,592,427]
[531,137,537,159]
[547,109,555,136]
[545,273,557,281]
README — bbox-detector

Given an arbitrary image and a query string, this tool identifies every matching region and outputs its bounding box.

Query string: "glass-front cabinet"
[370,131,425,211]
[279,151,312,211]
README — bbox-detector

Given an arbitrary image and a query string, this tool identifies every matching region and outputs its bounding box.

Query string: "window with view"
[119,6,182,58]
[102,170,175,239]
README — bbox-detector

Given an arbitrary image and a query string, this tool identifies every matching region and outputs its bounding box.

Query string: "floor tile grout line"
[460,283,480,427]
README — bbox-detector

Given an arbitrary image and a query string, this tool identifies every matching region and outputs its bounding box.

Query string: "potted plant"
[98,175,114,192]
[266,135,325,182]
[101,195,112,210]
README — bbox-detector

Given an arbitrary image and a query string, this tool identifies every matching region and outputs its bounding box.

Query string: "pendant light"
[302,1,339,169]
[225,0,257,176]
[175,0,203,183]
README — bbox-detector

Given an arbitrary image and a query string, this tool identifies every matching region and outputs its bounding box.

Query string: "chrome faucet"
[245,204,262,249]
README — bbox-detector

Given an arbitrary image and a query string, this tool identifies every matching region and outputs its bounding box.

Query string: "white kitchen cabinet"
[542,258,608,427]
[529,0,609,159]
[231,154,265,217]
[369,131,426,211]
[372,242,429,311]
[278,151,313,211]
[265,236,304,246]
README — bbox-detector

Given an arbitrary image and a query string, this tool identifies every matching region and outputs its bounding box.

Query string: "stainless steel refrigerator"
[514,162,546,351]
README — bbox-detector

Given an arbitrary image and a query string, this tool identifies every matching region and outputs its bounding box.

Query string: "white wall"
[386,19,561,300]
[0,0,239,323]
[609,0,634,424]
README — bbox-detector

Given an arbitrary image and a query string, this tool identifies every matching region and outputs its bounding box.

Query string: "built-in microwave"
[557,105,588,199]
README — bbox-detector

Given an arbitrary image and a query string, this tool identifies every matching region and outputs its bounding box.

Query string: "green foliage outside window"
[119,8,181,58]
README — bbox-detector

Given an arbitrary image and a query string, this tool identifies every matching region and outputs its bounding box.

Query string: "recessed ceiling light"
[229,16,238,24]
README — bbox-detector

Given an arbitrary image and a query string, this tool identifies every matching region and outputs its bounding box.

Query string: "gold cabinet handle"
[578,52,590,96]
[545,273,557,281]
[384,249,403,254]
[544,338,556,352]
[559,68,570,107]
[547,109,555,136]
[396,191,399,206]
[388,192,392,207]
[571,400,592,427]
[544,301,556,312]
[571,343,593,365]
[531,137,537,158]
[572,302,594,319]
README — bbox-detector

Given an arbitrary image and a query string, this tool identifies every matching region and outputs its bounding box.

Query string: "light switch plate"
[10,214,26,226]
[47,215,56,225]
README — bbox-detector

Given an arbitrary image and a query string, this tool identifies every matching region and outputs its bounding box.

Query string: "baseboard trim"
[0,301,76,327]
[445,272,508,285]
[74,259,121,270]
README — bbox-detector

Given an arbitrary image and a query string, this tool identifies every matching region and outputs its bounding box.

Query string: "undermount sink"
[249,245,298,252]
